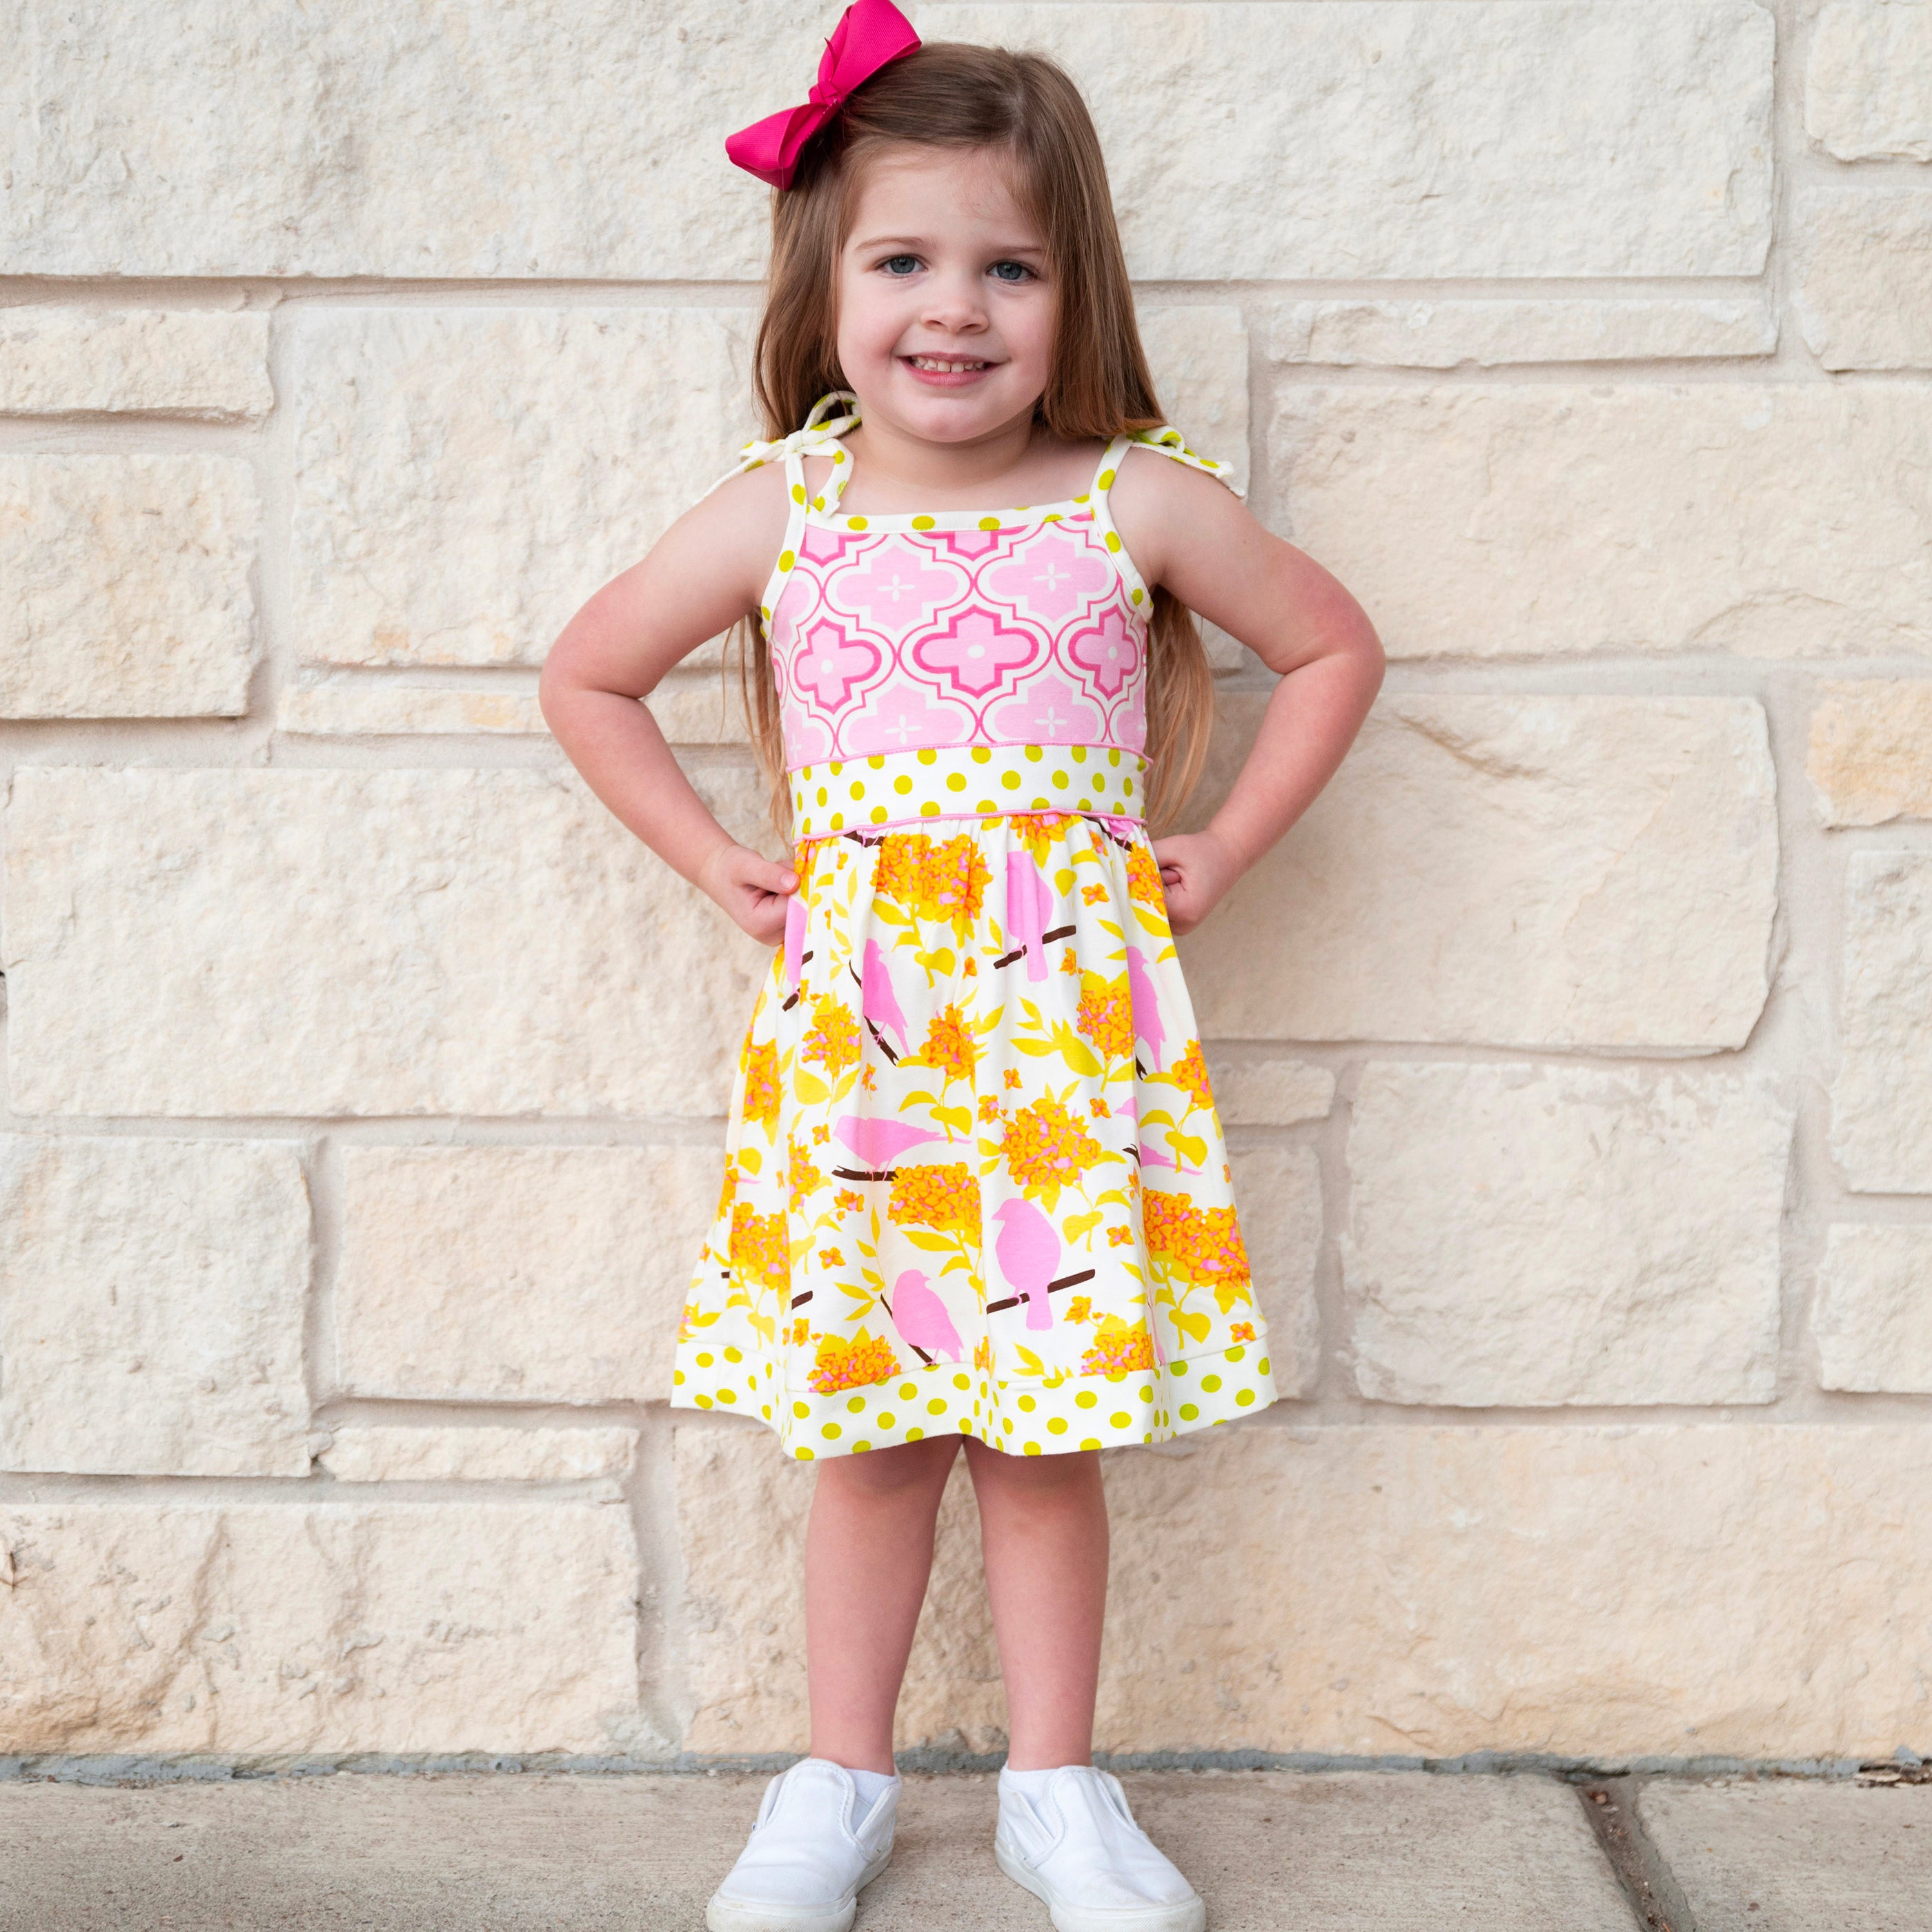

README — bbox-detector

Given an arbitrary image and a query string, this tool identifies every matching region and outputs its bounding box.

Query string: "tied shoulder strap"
[701,388,862,500]
[1124,424,1245,498]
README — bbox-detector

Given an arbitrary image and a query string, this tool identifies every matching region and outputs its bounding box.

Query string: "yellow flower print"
[1080,1316,1156,1377]
[790,1317,811,1345]
[1075,971,1134,1061]
[808,1326,902,1394]
[1066,1294,1093,1323]
[1003,1068,1023,1090]
[1230,1321,1256,1343]
[787,1134,821,1214]
[1081,882,1109,905]
[802,994,861,1077]
[1124,841,1166,909]
[979,1092,1003,1122]
[1089,1097,1112,1118]
[819,1246,845,1268]
[861,1062,878,1092]
[835,1187,866,1214]
[1059,948,1081,976]
[1141,1187,1251,1294]
[1000,1094,1107,1205]
[728,1201,791,1297]
[903,1003,976,1084]
[812,1123,831,1144]
[1172,1040,1214,1113]
[742,1039,782,1135]
[1105,1224,1133,1246]
[887,1161,982,1237]
[974,1334,992,1372]
[874,831,991,943]
[1002,812,1066,868]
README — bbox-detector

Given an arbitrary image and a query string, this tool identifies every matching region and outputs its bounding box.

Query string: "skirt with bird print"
[671,808,1279,1460]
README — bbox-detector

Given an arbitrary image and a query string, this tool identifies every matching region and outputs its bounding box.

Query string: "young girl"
[542,8,1382,1927]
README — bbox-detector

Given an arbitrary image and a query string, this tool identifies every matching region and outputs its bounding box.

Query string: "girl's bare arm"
[538,467,800,943]
[1111,453,1385,936]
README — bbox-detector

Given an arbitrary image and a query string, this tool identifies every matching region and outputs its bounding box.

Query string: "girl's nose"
[920,272,988,334]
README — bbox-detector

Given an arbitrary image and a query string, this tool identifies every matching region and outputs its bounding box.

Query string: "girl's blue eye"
[881,255,920,275]
[989,261,1033,284]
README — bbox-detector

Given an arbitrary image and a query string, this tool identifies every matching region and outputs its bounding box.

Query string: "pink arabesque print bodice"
[717,393,1242,840]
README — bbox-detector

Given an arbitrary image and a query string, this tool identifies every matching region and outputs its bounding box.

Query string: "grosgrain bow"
[724,0,921,189]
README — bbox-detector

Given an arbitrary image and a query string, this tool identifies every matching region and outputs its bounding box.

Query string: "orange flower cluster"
[728,1201,792,1295]
[905,1003,976,1083]
[1066,1294,1094,1323]
[803,994,861,1077]
[1076,971,1134,1061]
[978,1092,1003,1122]
[787,1134,820,1213]
[888,1161,982,1236]
[1080,1319,1156,1377]
[1001,1094,1107,1197]
[1123,840,1168,913]
[874,831,992,940]
[1140,1187,1250,1287]
[1172,1041,1214,1112]
[789,1317,811,1346]
[808,1326,903,1394]
[742,1039,782,1134]
[1001,812,1067,867]
[835,1188,866,1214]
[676,1300,702,1342]
[1230,1322,1256,1343]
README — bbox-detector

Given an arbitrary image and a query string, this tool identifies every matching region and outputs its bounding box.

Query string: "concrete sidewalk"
[0,1767,1926,1931]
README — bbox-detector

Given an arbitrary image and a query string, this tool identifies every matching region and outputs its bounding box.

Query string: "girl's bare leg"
[963,1439,1109,1770]
[805,1433,963,1773]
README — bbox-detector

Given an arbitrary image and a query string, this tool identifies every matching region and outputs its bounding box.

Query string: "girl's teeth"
[911,357,987,372]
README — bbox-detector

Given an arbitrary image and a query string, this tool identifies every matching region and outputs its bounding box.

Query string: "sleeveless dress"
[671,391,1279,1461]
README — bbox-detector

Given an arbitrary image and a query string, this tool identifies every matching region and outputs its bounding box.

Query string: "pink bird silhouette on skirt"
[1005,848,1056,981]
[1123,943,1167,1068]
[994,1197,1060,1330]
[833,1114,946,1167]
[858,938,909,1052]
[886,1268,965,1364]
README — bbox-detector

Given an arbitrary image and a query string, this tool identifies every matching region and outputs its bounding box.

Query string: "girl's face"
[834,144,1056,446]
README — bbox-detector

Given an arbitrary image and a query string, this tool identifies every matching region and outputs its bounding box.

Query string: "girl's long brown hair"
[727,40,1216,842]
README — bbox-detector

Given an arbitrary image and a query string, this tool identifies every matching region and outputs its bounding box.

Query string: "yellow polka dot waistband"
[789,742,1148,840]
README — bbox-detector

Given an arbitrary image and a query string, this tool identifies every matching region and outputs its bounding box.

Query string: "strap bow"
[702,391,862,499]
[725,0,922,190]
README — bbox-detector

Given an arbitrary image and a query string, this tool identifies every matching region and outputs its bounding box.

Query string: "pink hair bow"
[724,0,921,189]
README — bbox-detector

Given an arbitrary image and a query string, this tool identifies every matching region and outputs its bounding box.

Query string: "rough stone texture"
[1639,1781,1932,1932]
[2,767,775,1118]
[1179,695,1778,1050]
[1809,681,1932,826]
[4,3,1771,282]
[0,1501,641,1755]
[1795,192,1932,372]
[0,308,273,416]
[647,676,753,746]
[678,1422,1932,1759]
[1230,1146,1322,1399]
[928,3,1771,279]
[335,1147,723,1406]
[1342,1065,1791,1407]
[0,455,258,718]
[1808,0,1932,160]
[1270,298,1776,367]
[1268,386,1932,660]
[1813,1225,1932,1392]
[1138,306,1250,491]
[319,1426,639,1484]
[1832,853,1932,1193]
[0,1138,311,1477]
[292,308,751,667]
[277,686,550,737]
[0,1770,1637,1932]
[1205,1056,1337,1127]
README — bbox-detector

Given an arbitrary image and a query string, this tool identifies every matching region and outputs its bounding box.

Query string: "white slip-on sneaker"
[705,1757,899,1932]
[994,1765,1207,1932]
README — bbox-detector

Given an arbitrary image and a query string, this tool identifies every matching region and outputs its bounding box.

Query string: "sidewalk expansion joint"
[1573,1775,1699,1932]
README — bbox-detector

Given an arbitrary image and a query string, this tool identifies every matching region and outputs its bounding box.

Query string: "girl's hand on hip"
[1150,829,1243,939]
[698,840,798,945]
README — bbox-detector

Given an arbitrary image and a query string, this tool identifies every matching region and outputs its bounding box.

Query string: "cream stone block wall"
[1341,1067,1790,1407]
[0,1501,642,1755]
[0,1138,312,1476]
[1179,695,1777,1049]
[0,309,273,417]
[3,0,1927,1768]
[0,455,259,717]
[678,1423,1932,1762]
[1813,1225,1932,1393]
[1807,0,1932,159]
[1271,386,1932,660]
[335,1147,724,1405]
